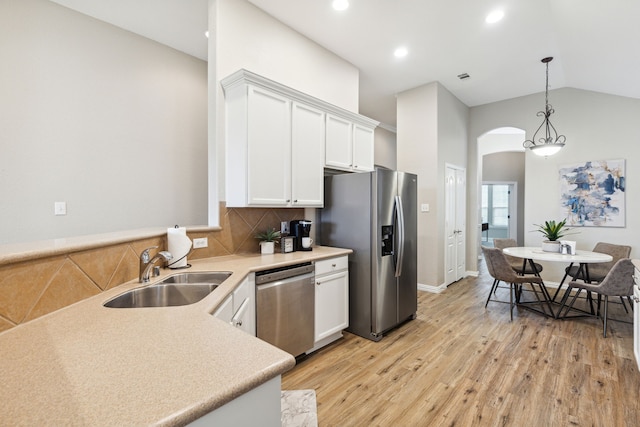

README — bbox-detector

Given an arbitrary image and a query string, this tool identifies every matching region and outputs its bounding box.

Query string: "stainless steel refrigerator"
[319,169,417,341]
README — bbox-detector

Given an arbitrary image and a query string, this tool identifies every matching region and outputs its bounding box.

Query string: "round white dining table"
[502,247,613,317]
[502,247,613,265]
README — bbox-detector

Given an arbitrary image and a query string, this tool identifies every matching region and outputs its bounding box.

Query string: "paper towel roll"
[167,226,192,269]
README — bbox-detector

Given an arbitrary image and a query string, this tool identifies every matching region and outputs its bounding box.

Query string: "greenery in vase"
[533,219,574,241]
[254,228,281,243]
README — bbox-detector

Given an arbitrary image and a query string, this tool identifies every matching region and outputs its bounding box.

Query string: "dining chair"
[564,242,631,282]
[482,246,547,321]
[556,258,635,337]
[556,242,632,308]
[493,238,544,275]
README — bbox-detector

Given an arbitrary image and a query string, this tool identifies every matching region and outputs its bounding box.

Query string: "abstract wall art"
[558,159,626,227]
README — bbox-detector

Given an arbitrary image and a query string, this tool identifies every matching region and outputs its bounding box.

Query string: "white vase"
[541,240,561,253]
[260,241,275,255]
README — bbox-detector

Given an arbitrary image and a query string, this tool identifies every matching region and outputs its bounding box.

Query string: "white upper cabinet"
[291,102,325,207]
[222,69,378,208]
[325,115,353,170]
[352,124,375,171]
[245,86,291,206]
[325,116,375,172]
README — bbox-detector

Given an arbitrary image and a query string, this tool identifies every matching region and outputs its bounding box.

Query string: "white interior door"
[445,165,466,285]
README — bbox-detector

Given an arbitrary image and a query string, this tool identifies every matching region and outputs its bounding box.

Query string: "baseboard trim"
[418,283,447,294]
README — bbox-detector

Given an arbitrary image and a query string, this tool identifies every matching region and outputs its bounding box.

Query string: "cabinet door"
[213,295,233,324]
[634,274,640,371]
[352,124,375,171]
[325,114,352,170]
[233,275,256,336]
[247,86,291,206]
[315,270,349,342]
[291,102,325,207]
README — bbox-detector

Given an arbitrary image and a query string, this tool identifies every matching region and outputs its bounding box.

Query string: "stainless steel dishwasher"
[255,262,315,357]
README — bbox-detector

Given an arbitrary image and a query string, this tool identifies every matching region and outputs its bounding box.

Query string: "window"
[482,184,510,227]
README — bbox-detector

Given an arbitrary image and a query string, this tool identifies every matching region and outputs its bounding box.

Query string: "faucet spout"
[139,247,173,283]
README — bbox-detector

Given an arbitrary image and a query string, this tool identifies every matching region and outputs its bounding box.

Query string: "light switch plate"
[54,201,67,216]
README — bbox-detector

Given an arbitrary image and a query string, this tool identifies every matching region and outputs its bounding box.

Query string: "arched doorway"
[478,127,526,247]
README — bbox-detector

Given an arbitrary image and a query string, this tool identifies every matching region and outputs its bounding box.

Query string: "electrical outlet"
[193,237,208,248]
[421,203,430,213]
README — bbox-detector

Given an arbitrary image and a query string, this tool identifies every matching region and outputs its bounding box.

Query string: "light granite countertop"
[0,246,352,426]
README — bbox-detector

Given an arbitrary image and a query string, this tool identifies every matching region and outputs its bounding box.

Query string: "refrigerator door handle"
[394,195,405,277]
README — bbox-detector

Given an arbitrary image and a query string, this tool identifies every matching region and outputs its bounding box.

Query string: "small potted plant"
[533,219,573,252]
[255,228,281,255]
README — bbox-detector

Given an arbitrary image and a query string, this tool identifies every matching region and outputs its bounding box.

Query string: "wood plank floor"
[282,260,640,426]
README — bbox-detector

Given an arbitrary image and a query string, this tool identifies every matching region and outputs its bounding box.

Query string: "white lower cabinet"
[213,274,256,336]
[309,256,349,353]
[187,376,281,427]
[633,267,640,371]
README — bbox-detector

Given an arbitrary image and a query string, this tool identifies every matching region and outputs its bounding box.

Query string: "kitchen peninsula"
[0,246,351,426]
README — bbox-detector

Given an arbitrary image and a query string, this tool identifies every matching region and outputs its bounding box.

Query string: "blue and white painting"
[559,159,626,227]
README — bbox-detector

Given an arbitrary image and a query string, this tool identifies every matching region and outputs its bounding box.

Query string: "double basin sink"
[103,271,232,308]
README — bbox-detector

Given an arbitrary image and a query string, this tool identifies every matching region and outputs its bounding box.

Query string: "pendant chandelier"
[523,57,566,157]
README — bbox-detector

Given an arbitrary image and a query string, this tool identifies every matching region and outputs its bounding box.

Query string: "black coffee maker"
[290,220,313,251]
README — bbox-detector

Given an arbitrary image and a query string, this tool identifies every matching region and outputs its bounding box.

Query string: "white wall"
[469,87,640,281]
[397,83,438,286]
[0,0,208,244]
[374,127,397,170]
[397,82,469,287]
[213,0,360,200]
[437,84,469,282]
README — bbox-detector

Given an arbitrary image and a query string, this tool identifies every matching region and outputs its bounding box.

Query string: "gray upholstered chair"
[493,238,543,275]
[556,242,632,307]
[557,258,635,337]
[482,246,547,321]
[564,242,631,282]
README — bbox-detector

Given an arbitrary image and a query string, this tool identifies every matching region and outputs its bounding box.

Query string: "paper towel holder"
[167,225,193,269]
[167,249,193,269]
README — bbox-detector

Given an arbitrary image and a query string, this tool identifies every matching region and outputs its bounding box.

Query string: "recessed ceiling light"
[332,0,349,11]
[485,10,504,24]
[394,47,408,58]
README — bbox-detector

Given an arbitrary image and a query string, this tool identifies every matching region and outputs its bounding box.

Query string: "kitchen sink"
[158,271,232,284]
[103,271,232,308]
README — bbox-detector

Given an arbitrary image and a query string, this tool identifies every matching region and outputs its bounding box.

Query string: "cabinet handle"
[332,263,336,267]
[316,281,321,285]
[634,296,640,303]
[293,199,298,203]
[234,319,243,327]
[286,199,291,202]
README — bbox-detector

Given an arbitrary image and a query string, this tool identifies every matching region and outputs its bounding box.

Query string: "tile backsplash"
[0,204,304,333]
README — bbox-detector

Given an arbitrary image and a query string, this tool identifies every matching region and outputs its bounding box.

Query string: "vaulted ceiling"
[50,0,640,127]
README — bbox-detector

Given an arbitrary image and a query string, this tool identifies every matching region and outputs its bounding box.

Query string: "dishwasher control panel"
[255,262,314,285]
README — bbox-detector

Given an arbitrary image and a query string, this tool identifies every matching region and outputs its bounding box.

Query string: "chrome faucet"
[139,246,173,283]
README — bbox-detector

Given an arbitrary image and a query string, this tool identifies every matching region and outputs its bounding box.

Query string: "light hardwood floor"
[282,260,640,426]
